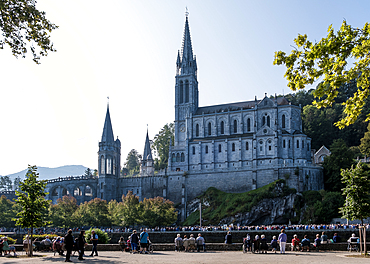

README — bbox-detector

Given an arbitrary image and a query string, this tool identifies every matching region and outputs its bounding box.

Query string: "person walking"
[130,230,139,254]
[78,230,87,260]
[278,229,287,254]
[64,229,74,262]
[89,230,98,257]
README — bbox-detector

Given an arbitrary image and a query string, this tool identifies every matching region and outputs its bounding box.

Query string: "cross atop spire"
[185,6,189,17]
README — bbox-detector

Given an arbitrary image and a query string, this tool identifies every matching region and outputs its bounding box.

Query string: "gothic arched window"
[246,141,249,150]
[267,116,270,127]
[100,155,105,174]
[172,153,176,162]
[192,146,195,155]
[196,124,199,137]
[107,156,112,174]
[205,145,209,154]
[220,121,224,134]
[181,153,185,162]
[179,81,184,104]
[262,116,266,126]
[282,114,286,129]
[208,122,212,136]
[247,118,251,132]
[113,157,116,175]
[176,153,180,162]
[283,140,286,148]
[219,144,222,152]
[233,120,237,133]
[185,80,189,103]
[297,140,300,148]
[232,143,235,151]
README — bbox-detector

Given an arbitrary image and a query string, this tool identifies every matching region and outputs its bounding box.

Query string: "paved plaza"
[0,251,368,264]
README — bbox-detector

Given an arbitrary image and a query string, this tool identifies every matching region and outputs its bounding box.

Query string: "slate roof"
[194,97,290,116]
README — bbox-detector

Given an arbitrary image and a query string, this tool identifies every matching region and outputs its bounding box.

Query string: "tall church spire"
[177,11,197,76]
[101,105,114,142]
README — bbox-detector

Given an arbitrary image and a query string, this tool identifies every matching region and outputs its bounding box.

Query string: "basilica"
[44,15,323,220]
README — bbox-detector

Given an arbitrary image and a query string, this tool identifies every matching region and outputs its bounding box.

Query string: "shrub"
[85,228,110,244]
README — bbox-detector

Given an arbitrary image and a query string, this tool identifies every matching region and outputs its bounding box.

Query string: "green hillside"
[183,179,296,225]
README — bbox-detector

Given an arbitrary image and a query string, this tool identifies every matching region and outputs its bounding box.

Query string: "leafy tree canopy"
[152,123,174,170]
[73,198,111,227]
[49,195,78,228]
[13,165,50,256]
[359,123,370,157]
[0,195,18,227]
[322,139,355,192]
[124,149,141,175]
[0,175,12,191]
[339,162,370,225]
[0,0,58,63]
[274,20,370,128]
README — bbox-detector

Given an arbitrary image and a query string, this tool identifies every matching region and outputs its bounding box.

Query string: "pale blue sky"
[0,0,369,176]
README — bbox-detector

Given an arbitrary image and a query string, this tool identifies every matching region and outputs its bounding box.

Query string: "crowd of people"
[1,223,369,235]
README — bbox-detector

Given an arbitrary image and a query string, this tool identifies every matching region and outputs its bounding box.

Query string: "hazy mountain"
[5,165,89,181]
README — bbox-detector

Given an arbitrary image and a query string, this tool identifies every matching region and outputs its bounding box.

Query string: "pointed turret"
[143,129,153,161]
[101,105,114,143]
[178,14,197,76]
[141,128,154,177]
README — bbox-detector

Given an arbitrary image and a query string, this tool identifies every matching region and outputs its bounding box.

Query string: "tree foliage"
[140,197,177,227]
[300,190,344,224]
[0,175,12,191]
[0,0,58,63]
[124,149,141,175]
[120,191,141,226]
[13,165,50,256]
[274,20,370,128]
[339,162,370,224]
[322,139,355,192]
[73,198,111,227]
[359,123,370,157]
[49,195,78,228]
[152,123,174,170]
[0,195,18,227]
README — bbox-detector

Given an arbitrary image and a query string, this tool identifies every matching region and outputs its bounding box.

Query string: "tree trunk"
[30,226,33,257]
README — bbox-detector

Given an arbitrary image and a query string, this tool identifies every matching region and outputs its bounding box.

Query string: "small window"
[205,145,209,154]
[247,118,251,132]
[185,80,189,103]
[282,114,286,129]
[283,140,286,148]
[260,146,262,151]
[196,124,199,137]
[220,121,224,134]
[269,146,272,151]
[172,153,176,162]
[192,146,195,155]
[179,81,184,104]
[297,140,299,148]
[246,142,249,150]
[218,144,222,153]
[289,140,291,148]
[233,120,237,133]
[262,116,266,126]
[302,140,304,149]
[232,143,235,151]
[181,153,185,162]
[208,122,212,136]
[176,153,180,162]
[267,116,270,127]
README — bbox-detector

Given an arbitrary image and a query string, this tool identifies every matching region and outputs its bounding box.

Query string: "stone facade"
[45,15,323,221]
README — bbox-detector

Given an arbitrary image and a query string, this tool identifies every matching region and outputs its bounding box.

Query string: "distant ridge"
[5,165,89,181]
